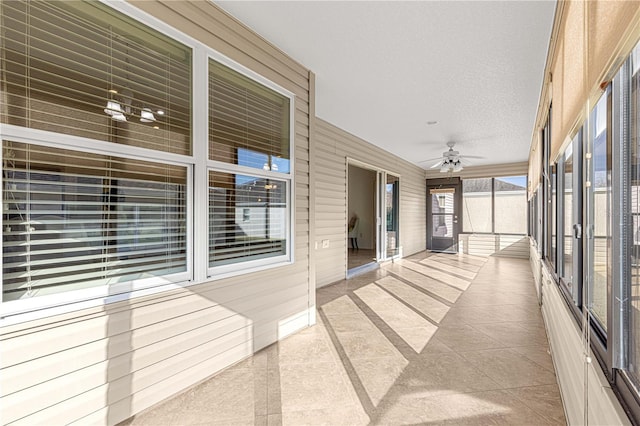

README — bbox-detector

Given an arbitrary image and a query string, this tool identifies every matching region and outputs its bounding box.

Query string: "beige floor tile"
[270,328,338,366]
[280,406,370,426]
[321,311,380,334]
[318,294,362,316]
[399,259,472,290]
[393,352,502,395]
[507,384,567,425]
[335,330,404,360]
[459,348,558,388]
[433,324,506,352]
[470,321,550,348]
[511,345,555,372]
[350,355,409,406]
[277,362,357,412]
[376,275,451,323]
[385,263,462,303]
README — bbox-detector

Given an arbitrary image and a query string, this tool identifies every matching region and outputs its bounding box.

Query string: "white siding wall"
[532,249,630,426]
[0,2,312,425]
[314,119,426,287]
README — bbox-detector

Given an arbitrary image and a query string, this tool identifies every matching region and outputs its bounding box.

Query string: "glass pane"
[209,171,287,267]
[562,143,574,286]
[209,60,290,172]
[432,214,453,238]
[590,93,610,330]
[629,44,640,383]
[0,1,192,155]
[430,189,455,214]
[2,141,188,301]
[551,164,557,270]
[494,175,527,234]
[462,178,492,233]
[386,174,399,257]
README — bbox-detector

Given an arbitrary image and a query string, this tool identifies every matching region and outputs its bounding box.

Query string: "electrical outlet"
[322,239,330,248]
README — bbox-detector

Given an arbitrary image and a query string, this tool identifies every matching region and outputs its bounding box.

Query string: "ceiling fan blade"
[429,160,444,169]
[459,155,484,159]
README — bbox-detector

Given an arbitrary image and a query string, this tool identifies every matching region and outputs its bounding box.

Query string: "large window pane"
[494,175,527,234]
[589,92,610,331]
[209,171,287,267]
[462,178,492,232]
[1,1,192,155]
[628,45,640,384]
[2,141,188,301]
[209,60,290,172]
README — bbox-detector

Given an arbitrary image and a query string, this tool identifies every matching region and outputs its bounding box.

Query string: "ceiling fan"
[420,142,483,173]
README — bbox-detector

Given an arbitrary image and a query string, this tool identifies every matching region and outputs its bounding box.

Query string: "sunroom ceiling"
[214,1,556,169]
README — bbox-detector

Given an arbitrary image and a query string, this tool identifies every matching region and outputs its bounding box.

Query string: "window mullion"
[192,46,209,283]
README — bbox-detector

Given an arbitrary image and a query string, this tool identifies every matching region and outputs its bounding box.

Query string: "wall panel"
[314,119,426,287]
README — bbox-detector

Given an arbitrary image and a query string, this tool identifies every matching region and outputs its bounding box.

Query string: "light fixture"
[104,101,127,122]
[263,163,270,171]
[140,107,156,123]
[440,160,450,173]
[453,160,463,172]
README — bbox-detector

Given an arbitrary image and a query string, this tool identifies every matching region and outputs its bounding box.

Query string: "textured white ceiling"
[215,1,556,169]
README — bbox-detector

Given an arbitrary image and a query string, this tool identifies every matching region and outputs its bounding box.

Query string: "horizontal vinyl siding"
[0,2,311,425]
[537,254,630,426]
[459,234,529,259]
[314,119,426,287]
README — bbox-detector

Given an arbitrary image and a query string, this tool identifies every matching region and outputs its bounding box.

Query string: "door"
[385,174,400,258]
[427,181,461,253]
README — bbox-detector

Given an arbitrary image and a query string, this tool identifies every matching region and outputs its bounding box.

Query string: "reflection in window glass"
[494,176,527,234]
[589,92,610,331]
[462,178,492,233]
[209,171,287,267]
[2,141,188,301]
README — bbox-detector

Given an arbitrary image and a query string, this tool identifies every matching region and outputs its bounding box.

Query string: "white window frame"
[206,52,296,279]
[0,0,296,325]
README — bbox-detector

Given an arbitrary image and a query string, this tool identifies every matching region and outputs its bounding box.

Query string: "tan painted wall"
[1,2,312,425]
[314,119,427,287]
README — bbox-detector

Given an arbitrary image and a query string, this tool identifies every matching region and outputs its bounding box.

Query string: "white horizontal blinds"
[2,141,188,301]
[209,59,290,171]
[209,171,286,267]
[0,1,192,155]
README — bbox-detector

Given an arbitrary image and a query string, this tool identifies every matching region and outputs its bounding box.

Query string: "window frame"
[205,51,296,279]
[0,0,296,325]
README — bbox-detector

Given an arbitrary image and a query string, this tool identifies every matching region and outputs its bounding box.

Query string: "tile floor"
[122,252,566,426]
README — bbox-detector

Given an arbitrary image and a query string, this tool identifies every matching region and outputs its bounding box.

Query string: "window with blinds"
[208,58,292,271]
[209,59,290,170]
[2,141,188,301]
[0,0,192,155]
[209,171,287,267]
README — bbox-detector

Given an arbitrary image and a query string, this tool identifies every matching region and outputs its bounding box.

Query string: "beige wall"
[1,2,312,425]
[314,119,426,287]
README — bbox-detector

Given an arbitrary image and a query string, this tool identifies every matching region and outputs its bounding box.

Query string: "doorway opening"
[348,164,377,270]
[427,178,461,253]
[347,163,401,276]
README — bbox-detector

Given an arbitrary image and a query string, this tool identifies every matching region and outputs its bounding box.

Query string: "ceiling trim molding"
[425,161,528,180]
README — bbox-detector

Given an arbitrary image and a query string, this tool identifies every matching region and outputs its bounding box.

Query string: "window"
[462,176,527,234]
[587,90,611,333]
[1,1,193,314]
[462,178,492,233]
[494,176,527,234]
[550,163,558,272]
[208,59,293,274]
[1,1,191,154]
[0,1,295,318]
[558,130,582,307]
[2,142,188,302]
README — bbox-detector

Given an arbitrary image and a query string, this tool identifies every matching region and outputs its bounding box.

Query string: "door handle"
[573,224,582,239]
